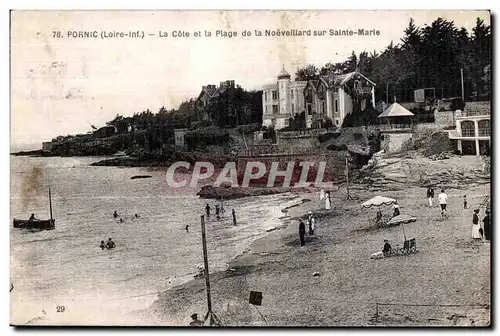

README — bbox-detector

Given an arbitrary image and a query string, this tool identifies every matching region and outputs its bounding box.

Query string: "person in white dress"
[325,191,331,210]
[472,209,482,239]
[319,189,325,201]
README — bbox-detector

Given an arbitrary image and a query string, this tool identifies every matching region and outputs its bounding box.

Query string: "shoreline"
[126,192,313,325]
[130,182,490,326]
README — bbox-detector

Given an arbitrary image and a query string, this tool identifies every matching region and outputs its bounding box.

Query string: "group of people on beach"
[426,187,491,241]
[204,201,237,226]
[99,238,116,250]
[113,210,140,223]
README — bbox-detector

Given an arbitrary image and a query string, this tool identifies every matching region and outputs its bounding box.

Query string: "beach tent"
[361,196,397,208]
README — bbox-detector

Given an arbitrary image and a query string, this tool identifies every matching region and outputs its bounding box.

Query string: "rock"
[312,272,320,276]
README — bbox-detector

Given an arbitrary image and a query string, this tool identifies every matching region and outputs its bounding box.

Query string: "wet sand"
[132,182,491,326]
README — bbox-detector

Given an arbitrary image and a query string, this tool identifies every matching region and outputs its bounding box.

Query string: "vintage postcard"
[10,10,491,327]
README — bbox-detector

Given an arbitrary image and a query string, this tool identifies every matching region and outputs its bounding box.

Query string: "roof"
[316,71,376,89]
[378,103,415,118]
[277,66,291,79]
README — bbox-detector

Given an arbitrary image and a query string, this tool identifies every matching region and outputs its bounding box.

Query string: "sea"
[10,156,300,325]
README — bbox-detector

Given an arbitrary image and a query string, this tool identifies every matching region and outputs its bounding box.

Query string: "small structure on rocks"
[378,103,416,153]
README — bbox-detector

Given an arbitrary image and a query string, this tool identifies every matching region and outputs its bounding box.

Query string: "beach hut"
[378,103,415,129]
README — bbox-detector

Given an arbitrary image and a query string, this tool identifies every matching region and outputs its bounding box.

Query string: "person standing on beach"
[113,211,119,219]
[299,220,306,246]
[215,205,220,220]
[483,210,491,242]
[438,189,448,214]
[463,195,468,209]
[308,212,315,235]
[232,209,237,225]
[205,203,211,218]
[185,224,189,233]
[427,187,434,207]
[472,209,482,240]
[325,191,332,210]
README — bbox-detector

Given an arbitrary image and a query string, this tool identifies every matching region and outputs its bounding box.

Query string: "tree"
[294,65,319,81]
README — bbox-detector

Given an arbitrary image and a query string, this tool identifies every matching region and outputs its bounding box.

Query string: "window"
[272,105,278,114]
[265,92,268,102]
[334,99,339,112]
[290,90,294,99]
[478,120,490,136]
[335,120,339,125]
[272,91,277,100]
[292,104,295,113]
[461,121,475,137]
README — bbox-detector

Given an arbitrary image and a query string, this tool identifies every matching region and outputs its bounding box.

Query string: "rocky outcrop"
[197,185,289,200]
[357,150,489,192]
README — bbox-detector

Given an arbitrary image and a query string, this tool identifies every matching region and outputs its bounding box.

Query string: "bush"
[184,126,230,150]
[191,120,213,129]
[450,98,465,111]
[235,123,261,134]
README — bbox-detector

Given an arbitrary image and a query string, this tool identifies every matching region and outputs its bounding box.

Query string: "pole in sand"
[345,157,350,200]
[200,215,222,326]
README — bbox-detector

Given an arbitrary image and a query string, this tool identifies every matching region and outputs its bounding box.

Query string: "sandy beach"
[132,179,490,327]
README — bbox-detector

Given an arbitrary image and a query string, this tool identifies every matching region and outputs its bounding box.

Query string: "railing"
[461,129,475,137]
[377,124,415,132]
[278,128,326,137]
[463,109,490,117]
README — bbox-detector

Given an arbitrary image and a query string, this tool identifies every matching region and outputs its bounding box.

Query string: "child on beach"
[463,195,468,209]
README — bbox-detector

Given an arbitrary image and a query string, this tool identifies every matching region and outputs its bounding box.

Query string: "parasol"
[388,214,417,241]
[361,196,397,208]
[386,214,417,226]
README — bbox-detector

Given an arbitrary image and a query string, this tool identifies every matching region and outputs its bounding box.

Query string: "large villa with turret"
[261,67,376,130]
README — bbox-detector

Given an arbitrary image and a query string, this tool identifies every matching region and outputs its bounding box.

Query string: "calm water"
[10,156,299,325]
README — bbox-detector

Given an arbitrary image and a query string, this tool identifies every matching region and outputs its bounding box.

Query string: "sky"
[10,10,490,149]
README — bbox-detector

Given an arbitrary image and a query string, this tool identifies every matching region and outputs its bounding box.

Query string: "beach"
[136,181,490,326]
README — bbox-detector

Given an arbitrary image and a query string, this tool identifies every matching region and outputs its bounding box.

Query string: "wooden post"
[200,215,213,325]
[49,187,53,221]
[345,157,349,200]
[461,68,465,101]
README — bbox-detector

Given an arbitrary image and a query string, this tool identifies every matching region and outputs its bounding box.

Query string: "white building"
[262,67,307,130]
[262,66,376,130]
[448,109,490,156]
